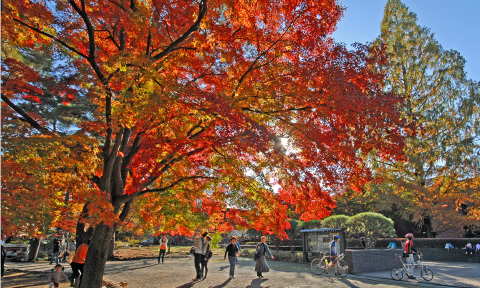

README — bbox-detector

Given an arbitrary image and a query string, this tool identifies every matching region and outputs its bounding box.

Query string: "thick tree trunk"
[79,223,114,288]
[26,237,42,261]
[422,216,435,238]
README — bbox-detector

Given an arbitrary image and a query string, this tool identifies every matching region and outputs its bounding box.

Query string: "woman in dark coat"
[254,236,274,278]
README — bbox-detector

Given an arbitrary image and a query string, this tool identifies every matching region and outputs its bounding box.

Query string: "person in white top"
[158,236,168,264]
[475,243,480,252]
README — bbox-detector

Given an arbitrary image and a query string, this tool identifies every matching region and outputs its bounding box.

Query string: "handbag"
[208,251,213,259]
[254,253,260,261]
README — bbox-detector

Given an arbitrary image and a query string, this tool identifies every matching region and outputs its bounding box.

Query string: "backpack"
[254,243,264,261]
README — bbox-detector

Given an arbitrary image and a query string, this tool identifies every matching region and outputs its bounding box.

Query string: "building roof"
[300,228,345,233]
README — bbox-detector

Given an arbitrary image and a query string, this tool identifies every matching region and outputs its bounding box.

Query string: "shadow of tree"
[2,270,54,288]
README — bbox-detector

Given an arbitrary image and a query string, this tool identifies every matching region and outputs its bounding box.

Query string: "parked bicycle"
[311,253,348,277]
[391,252,433,281]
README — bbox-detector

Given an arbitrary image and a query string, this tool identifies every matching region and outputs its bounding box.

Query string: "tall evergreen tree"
[373,0,480,237]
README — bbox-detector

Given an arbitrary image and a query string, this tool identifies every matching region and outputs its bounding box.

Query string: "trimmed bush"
[375,238,480,249]
[241,248,303,263]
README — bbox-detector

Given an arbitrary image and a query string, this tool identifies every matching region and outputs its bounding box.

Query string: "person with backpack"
[254,236,274,278]
[202,235,212,279]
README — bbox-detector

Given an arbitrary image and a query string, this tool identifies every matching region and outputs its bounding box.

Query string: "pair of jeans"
[70,262,84,286]
[158,249,166,263]
[201,257,209,278]
[228,256,236,277]
[50,251,60,264]
[194,253,203,279]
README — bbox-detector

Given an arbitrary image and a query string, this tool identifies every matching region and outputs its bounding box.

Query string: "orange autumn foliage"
[2,0,406,240]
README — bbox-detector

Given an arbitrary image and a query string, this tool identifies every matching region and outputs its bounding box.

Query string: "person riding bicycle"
[328,235,340,275]
[404,233,418,279]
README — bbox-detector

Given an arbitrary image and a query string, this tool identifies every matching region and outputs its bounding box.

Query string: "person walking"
[192,231,205,281]
[202,235,212,279]
[70,241,89,288]
[50,238,61,265]
[224,236,240,279]
[254,236,274,278]
[158,236,168,264]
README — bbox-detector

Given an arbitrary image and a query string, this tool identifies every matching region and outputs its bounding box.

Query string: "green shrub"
[376,238,480,249]
[240,248,303,263]
[210,233,223,249]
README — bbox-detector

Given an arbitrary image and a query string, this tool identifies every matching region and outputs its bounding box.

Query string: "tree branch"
[151,0,207,62]
[10,18,88,60]
[1,93,54,135]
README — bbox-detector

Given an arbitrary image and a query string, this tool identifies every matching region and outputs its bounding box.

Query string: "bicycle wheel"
[390,268,403,280]
[336,260,349,277]
[421,267,434,281]
[311,258,327,275]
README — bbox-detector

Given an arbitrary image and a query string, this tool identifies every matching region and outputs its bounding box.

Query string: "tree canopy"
[2,1,406,286]
[335,0,480,238]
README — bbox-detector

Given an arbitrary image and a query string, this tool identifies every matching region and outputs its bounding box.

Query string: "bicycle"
[390,252,433,281]
[311,253,348,277]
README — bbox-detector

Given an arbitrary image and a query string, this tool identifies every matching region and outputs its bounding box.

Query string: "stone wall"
[345,249,403,274]
[345,248,479,274]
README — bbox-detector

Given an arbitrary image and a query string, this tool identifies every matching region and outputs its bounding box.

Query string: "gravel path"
[102,256,426,288]
[4,256,474,287]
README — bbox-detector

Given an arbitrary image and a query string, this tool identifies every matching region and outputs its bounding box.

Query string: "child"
[49,264,69,287]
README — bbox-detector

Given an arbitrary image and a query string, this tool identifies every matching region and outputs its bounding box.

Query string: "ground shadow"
[337,277,361,288]
[2,270,54,288]
[176,280,198,288]
[208,278,232,288]
[217,264,229,271]
[245,277,269,288]
[104,261,159,274]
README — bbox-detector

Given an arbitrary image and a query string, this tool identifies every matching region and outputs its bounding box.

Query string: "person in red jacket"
[70,240,89,288]
[404,233,417,279]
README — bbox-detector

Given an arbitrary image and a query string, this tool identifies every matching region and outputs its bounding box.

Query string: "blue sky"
[331,0,480,81]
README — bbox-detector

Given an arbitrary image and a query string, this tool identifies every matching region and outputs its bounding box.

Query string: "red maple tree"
[2,1,405,286]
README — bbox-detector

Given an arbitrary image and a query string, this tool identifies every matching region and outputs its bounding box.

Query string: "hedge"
[367,238,480,249]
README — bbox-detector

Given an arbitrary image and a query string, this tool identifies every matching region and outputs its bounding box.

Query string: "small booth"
[300,228,346,262]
